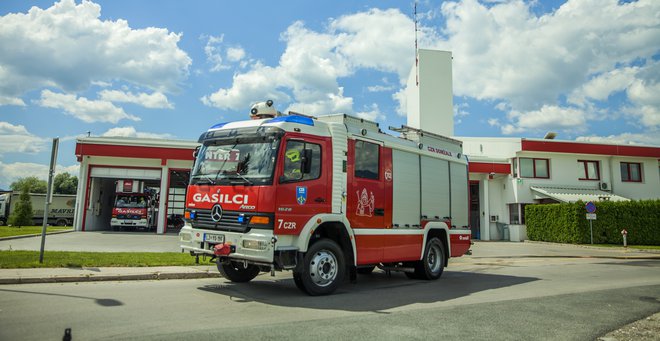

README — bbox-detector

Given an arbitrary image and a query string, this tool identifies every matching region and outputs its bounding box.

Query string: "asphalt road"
[1,256,658,340]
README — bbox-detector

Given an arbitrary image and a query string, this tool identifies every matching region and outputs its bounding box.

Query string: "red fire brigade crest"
[356,188,375,217]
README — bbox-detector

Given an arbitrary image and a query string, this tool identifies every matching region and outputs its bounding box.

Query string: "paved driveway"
[0,231,182,253]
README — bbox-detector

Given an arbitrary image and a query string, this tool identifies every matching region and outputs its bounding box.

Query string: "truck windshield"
[190,139,280,186]
[115,195,147,208]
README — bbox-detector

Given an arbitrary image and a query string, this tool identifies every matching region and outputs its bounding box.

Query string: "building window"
[578,160,600,181]
[508,203,529,224]
[355,140,379,180]
[519,158,549,179]
[620,162,642,182]
[512,158,518,177]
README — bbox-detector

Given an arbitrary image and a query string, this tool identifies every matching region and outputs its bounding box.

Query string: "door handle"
[374,208,385,216]
[314,197,326,203]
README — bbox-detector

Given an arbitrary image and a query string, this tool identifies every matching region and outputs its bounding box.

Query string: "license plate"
[204,233,224,243]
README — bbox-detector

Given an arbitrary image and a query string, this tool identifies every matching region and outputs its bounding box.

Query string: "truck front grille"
[190,209,273,233]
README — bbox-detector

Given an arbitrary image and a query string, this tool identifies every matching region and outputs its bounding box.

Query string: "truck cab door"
[274,136,331,235]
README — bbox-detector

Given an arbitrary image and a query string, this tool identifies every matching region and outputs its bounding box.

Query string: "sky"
[0,0,659,190]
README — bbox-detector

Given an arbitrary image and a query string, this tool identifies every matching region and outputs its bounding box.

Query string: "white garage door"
[91,167,161,180]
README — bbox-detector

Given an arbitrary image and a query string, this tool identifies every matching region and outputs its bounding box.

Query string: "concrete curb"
[0,270,220,285]
[0,229,75,241]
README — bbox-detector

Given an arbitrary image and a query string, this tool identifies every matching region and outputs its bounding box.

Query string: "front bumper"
[111,218,148,227]
[179,224,276,264]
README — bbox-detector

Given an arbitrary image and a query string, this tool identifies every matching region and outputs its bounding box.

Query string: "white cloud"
[38,90,140,124]
[101,126,174,139]
[98,90,173,109]
[355,103,386,122]
[0,95,25,106]
[0,122,47,155]
[226,47,246,62]
[436,0,660,109]
[0,0,191,102]
[502,105,587,135]
[0,162,80,191]
[203,34,229,72]
[576,132,660,146]
[429,0,660,135]
[202,8,420,116]
[367,85,396,92]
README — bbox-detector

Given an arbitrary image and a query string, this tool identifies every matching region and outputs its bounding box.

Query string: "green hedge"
[526,200,660,245]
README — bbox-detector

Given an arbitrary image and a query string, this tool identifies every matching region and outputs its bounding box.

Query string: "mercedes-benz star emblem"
[211,204,223,222]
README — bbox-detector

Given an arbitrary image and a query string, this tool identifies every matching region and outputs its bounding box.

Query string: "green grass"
[0,225,72,238]
[0,250,203,268]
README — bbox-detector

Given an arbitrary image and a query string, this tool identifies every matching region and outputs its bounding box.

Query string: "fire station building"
[73,137,198,234]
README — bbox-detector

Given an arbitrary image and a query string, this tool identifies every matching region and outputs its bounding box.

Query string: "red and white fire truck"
[110,180,156,230]
[179,100,472,295]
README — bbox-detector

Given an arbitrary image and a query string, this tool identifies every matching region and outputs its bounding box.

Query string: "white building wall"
[406,49,453,137]
[610,157,660,199]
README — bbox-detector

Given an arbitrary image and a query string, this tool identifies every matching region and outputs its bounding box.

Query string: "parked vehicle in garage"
[110,180,157,230]
[179,100,472,295]
[0,192,76,226]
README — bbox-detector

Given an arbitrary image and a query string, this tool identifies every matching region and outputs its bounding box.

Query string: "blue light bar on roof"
[209,122,228,130]
[266,115,314,126]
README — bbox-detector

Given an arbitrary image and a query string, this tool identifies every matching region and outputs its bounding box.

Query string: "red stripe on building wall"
[76,143,195,161]
[522,140,660,158]
[469,162,511,174]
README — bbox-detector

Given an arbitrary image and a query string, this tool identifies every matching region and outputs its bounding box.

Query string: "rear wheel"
[56,219,68,226]
[296,239,345,296]
[410,238,445,280]
[217,260,260,283]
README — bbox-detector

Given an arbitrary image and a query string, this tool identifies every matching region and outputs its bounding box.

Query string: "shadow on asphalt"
[0,288,123,307]
[197,270,538,312]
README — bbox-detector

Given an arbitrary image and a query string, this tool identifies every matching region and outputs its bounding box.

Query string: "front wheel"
[295,239,345,296]
[217,260,260,283]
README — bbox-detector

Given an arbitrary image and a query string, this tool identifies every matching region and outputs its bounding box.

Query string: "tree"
[10,177,47,194]
[53,173,78,194]
[8,185,33,227]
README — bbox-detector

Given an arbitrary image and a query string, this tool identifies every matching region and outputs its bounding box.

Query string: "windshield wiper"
[227,171,253,185]
[193,175,216,185]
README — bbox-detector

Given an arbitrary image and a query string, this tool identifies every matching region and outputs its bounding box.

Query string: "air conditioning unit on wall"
[489,215,498,222]
[599,182,610,191]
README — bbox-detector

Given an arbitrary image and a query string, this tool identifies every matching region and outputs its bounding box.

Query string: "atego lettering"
[192,192,249,205]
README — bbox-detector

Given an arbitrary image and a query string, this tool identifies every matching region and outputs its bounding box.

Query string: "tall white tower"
[406,49,454,137]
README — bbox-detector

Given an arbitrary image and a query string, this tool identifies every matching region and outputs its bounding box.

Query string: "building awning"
[530,185,631,203]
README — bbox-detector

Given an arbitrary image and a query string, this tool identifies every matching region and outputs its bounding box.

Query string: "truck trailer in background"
[0,192,76,226]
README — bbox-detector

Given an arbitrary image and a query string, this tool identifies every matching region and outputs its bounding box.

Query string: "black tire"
[298,239,345,296]
[293,273,307,293]
[411,237,445,280]
[217,260,260,283]
[356,265,376,275]
[56,219,67,226]
[0,219,5,226]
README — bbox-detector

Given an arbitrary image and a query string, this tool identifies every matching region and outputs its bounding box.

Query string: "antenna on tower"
[414,1,419,86]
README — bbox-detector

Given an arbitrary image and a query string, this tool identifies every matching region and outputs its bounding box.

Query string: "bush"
[526,199,660,245]
[8,186,33,227]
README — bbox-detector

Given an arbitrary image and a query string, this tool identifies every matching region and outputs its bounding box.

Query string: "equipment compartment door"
[346,139,392,228]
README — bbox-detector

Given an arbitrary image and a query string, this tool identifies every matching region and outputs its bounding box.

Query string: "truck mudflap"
[448,229,472,257]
